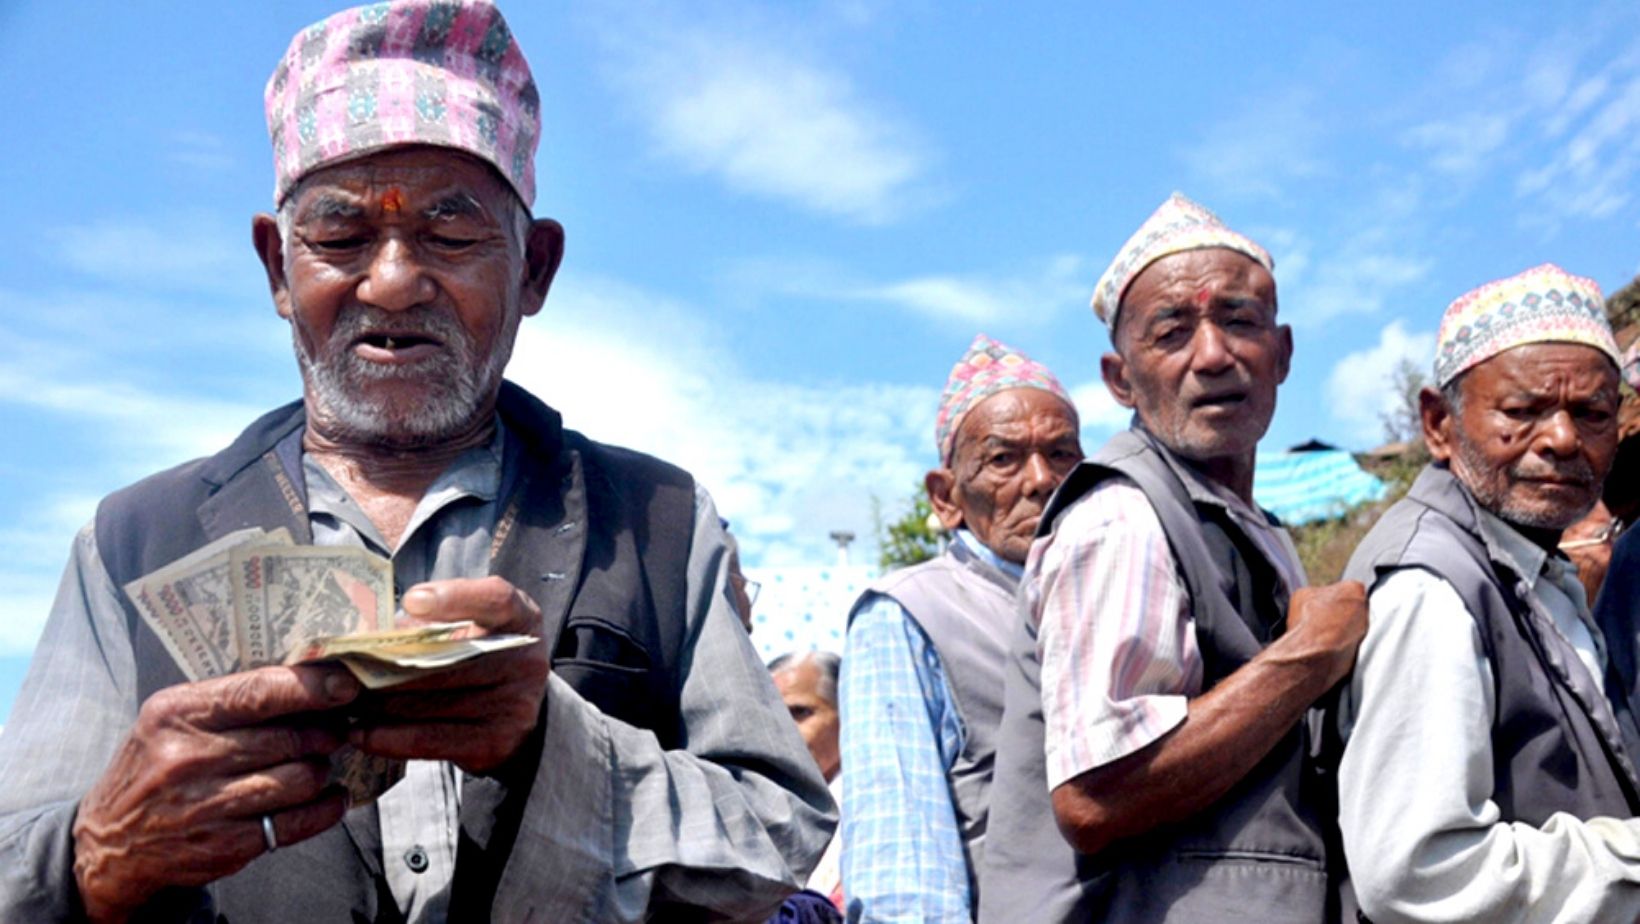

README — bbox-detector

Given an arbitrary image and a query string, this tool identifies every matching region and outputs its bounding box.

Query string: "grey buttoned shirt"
[0,420,833,922]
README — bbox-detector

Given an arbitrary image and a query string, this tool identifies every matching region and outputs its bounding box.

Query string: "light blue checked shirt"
[839,531,1020,923]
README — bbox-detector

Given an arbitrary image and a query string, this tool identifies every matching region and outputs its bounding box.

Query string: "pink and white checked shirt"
[1026,473,1304,791]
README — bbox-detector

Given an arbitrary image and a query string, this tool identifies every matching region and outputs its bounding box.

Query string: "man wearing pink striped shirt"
[980,194,1368,923]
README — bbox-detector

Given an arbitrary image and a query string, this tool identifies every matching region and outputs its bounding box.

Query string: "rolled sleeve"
[1340,568,1640,924]
[1030,480,1200,790]
[494,486,835,923]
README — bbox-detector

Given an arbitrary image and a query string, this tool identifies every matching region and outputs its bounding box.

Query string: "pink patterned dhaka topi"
[934,334,1073,465]
[1433,263,1618,388]
[265,0,540,207]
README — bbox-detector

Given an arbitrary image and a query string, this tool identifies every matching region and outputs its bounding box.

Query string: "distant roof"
[1255,448,1388,526]
[1288,438,1338,452]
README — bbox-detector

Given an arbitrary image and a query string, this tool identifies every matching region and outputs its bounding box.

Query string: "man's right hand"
[1283,580,1369,690]
[71,664,361,923]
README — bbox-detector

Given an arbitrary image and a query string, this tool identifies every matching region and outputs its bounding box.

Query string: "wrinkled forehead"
[1460,340,1621,395]
[1124,247,1275,309]
[955,386,1079,442]
[286,145,520,217]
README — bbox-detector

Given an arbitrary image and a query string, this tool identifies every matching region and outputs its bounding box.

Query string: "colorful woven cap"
[1091,193,1273,328]
[934,334,1073,465]
[265,0,540,207]
[1434,264,1618,388]
[1624,341,1640,391]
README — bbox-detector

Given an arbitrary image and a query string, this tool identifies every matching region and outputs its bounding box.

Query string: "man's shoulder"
[868,550,960,596]
[567,430,695,493]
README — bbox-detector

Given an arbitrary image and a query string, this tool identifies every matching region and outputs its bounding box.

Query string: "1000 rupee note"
[231,545,393,667]
[123,527,292,680]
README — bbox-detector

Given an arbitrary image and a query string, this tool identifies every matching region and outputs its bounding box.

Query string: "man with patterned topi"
[1337,265,1640,922]
[840,334,1082,922]
[0,2,832,921]
[979,194,1369,923]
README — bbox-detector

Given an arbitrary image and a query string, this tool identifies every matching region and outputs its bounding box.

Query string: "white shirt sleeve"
[1339,568,1640,924]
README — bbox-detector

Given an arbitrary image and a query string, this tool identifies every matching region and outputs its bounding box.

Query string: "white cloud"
[843,254,1088,324]
[46,214,266,297]
[507,274,936,566]
[1180,88,1327,200]
[1283,233,1433,327]
[1403,112,1511,176]
[1067,378,1132,441]
[1325,320,1436,444]
[591,8,930,223]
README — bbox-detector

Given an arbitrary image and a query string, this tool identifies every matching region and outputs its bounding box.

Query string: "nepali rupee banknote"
[230,545,394,668]
[122,527,293,681]
[288,621,538,689]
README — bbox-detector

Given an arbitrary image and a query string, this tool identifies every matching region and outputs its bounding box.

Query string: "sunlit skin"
[1101,248,1292,501]
[926,387,1082,564]
[71,149,568,924]
[1423,341,1620,541]
[251,146,564,547]
[772,658,841,782]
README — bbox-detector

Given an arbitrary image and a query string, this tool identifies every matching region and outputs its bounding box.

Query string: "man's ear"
[251,214,292,321]
[520,218,565,318]
[1421,384,1455,463]
[1100,350,1138,410]
[1274,323,1293,385]
[925,468,966,531]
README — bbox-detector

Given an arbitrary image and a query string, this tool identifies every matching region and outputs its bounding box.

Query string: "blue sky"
[2,0,1638,720]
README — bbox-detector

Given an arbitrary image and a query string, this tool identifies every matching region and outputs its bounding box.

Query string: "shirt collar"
[1474,504,1563,591]
[304,420,508,551]
[955,527,1025,580]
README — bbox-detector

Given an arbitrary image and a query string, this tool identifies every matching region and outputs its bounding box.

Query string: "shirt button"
[404,846,429,873]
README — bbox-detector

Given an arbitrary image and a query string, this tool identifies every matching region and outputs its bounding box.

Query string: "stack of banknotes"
[121,526,536,803]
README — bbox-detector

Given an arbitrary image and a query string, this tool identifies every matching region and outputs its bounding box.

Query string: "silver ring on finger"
[261,814,279,853]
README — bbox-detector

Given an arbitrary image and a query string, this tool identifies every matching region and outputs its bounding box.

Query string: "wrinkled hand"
[72,665,360,923]
[349,576,550,775]
[1284,580,1369,689]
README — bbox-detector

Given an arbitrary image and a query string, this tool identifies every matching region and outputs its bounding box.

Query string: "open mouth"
[1192,391,1248,410]
[352,331,444,363]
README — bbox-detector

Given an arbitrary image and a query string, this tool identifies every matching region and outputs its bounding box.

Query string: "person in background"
[981,194,1367,923]
[841,334,1082,922]
[771,651,845,913]
[1339,264,1640,922]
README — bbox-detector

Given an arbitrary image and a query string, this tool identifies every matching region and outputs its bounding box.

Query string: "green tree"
[873,482,943,571]
[1608,274,1640,336]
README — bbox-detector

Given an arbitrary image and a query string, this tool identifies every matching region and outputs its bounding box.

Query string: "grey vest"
[980,428,1332,924]
[853,538,1018,905]
[1344,464,1640,828]
[91,381,698,923]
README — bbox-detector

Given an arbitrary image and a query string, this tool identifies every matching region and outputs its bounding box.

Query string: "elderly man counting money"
[0,2,831,921]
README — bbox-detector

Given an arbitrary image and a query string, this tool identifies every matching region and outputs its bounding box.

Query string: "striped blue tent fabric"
[1253,448,1388,526]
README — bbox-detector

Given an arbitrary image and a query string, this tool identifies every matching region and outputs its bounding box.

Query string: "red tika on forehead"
[381,187,406,213]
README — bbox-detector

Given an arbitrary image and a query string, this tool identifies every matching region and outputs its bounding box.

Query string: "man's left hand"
[349,576,550,775]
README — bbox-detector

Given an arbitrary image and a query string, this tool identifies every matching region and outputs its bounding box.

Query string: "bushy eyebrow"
[298,195,365,223]
[422,193,489,222]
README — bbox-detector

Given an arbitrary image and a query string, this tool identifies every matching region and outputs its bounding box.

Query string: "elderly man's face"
[253,146,563,448]
[1426,342,1619,532]
[772,659,841,783]
[928,387,1082,564]
[1102,248,1291,470]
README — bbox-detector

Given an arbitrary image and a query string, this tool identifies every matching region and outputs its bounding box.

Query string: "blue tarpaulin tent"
[1254,445,1388,526]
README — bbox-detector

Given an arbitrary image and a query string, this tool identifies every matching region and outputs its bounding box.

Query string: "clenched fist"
[1284,580,1369,690]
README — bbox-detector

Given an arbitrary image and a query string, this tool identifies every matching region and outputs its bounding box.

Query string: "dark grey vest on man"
[1344,464,1640,830]
[851,535,1018,905]
[980,428,1332,924]
[90,381,697,923]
